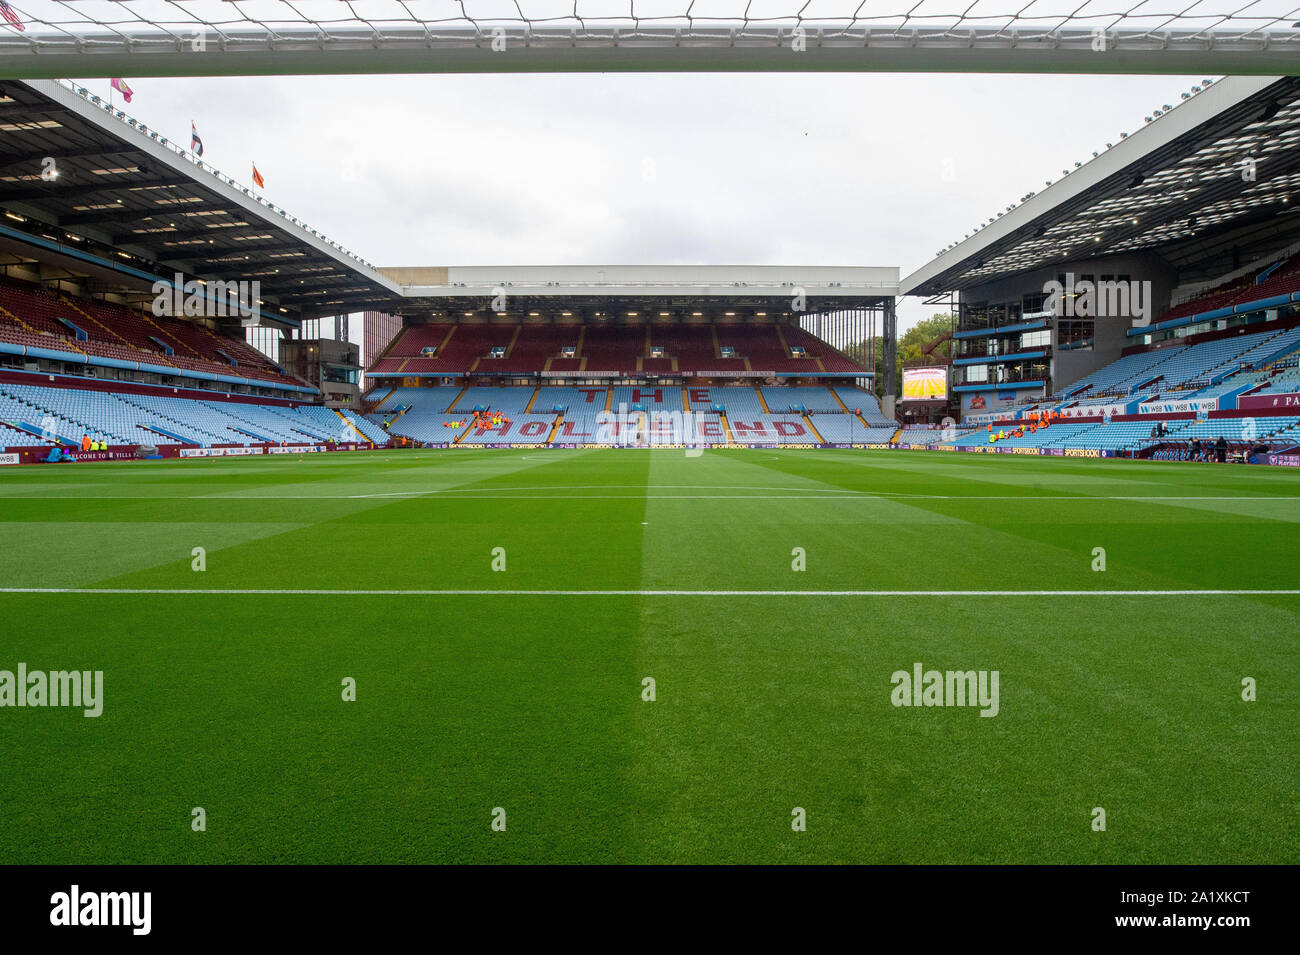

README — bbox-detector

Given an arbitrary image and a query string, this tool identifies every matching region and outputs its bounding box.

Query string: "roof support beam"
[0,28,1295,78]
[0,176,192,203]
[0,144,140,170]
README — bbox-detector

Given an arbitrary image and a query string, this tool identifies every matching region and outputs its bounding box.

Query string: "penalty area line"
[0,588,1297,597]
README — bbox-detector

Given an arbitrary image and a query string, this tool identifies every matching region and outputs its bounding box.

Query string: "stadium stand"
[1251,364,1300,395]
[1049,422,1168,451]
[1153,252,1300,327]
[807,414,895,443]
[894,427,955,445]
[382,413,476,444]
[581,324,645,373]
[760,386,842,413]
[728,413,815,444]
[837,387,897,426]
[371,387,462,415]
[457,414,557,445]
[452,386,536,414]
[941,421,1100,449]
[690,386,767,417]
[365,321,871,378]
[0,382,378,450]
[1165,416,1296,444]
[611,385,685,412]
[1056,348,1184,399]
[488,323,582,373]
[552,413,608,444]
[0,419,44,447]
[0,277,299,390]
[1044,323,1300,411]
[650,324,717,372]
[21,288,1300,459]
[533,386,609,414]
[1147,329,1291,393]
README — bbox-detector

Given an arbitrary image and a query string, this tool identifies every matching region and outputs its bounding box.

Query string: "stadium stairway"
[141,423,199,444]
[332,409,373,445]
[1,384,126,444]
[256,405,335,441]
[200,402,304,444]
[803,414,825,443]
[0,420,49,447]
[113,395,224,445]
[546,413,564,444]
[0,303,88,357]
[60,297,150,356]
[3,419,79,446]
[147,314,203,358]
[229,425,279,444]
[719,411,735,444]
[445,385,469,413]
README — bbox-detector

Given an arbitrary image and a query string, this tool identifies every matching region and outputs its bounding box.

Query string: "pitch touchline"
[341,494,1300,501]
[0,588,1296,597]
[0,492,1298,501]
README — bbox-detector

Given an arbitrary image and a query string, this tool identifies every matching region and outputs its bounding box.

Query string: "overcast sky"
[78,71,1208,334]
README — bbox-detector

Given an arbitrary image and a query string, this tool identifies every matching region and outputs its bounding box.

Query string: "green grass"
[0,447,1297,864]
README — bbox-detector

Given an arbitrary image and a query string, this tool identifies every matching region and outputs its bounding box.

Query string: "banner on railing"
[1061,402,1128,419]
[1138,397,1217,414]
[1239,392,1300,412]
[179,447,261,458]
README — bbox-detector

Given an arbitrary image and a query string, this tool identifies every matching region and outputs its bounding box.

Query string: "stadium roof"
[0,78,401,326]
[0,2,1296,76]
[901,74,1300,297]
[383,265,897,317]
[0,81,893,325]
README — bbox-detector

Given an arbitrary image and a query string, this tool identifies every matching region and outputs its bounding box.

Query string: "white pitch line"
[0,493,1297,503]
[347,484,863,498]
[327,493,1300,503]
[0,588,1297,597]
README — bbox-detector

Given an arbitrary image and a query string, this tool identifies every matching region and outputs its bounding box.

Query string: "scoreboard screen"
[902,366,948,401]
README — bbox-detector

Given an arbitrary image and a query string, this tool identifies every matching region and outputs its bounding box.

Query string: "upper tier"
[368,321,868,377]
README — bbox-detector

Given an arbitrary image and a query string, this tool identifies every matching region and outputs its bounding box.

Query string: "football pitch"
[0,447,1296,864]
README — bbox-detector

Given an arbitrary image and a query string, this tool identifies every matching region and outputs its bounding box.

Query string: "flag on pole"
[190,122,204,158]
[0,2,24,32]
[0,2,25,32]
[110,78,134,103]
[251,164,265,189]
